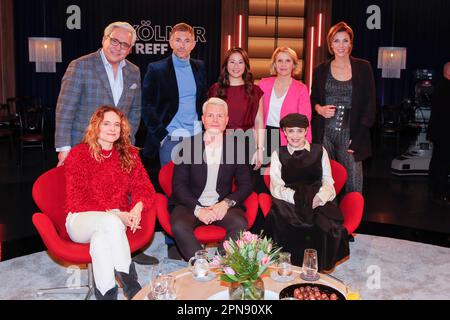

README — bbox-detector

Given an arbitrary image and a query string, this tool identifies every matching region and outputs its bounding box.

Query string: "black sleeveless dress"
[264,144,349,271]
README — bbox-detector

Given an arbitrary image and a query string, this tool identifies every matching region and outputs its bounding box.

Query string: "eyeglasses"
[107,35,131,50]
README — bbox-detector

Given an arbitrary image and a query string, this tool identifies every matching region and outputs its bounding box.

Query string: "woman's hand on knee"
[110,211,131,226]
[129,202,143,233]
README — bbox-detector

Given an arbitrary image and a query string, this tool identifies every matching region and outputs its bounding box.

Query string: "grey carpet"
[0,232,449,300]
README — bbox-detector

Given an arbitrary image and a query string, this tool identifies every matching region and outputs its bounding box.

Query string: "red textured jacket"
[64,143,155,216]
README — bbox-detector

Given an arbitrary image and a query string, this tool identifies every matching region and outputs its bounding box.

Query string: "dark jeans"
[170,205,247,260]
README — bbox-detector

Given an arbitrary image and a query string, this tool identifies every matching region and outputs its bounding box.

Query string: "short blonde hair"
[202,97,228,115]
[270,47,301,76]
[327,21,354,55]
[170,22,195,39]
[104,21,137,46]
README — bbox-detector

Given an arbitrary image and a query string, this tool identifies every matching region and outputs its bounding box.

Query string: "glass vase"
[229,277,265,300]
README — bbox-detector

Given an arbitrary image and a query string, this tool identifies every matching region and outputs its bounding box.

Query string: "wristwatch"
[223,198,237,208]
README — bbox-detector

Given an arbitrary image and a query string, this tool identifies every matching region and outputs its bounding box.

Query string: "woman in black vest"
[264,113,349,271]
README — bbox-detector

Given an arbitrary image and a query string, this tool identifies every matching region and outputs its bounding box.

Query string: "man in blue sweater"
[142,22,207,259]
[142,22,207,166]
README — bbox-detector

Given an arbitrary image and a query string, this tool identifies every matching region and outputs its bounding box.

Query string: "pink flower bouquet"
[216,231,280,284]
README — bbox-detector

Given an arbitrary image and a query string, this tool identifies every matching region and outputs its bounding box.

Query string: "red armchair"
[155,161,259,244]
[31,166,156,299]
[258,159,364,235]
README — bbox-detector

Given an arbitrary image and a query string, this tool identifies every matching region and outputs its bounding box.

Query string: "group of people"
[54,20,376,300]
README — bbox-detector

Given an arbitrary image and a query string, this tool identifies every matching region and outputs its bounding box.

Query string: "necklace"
[100,150,113,159]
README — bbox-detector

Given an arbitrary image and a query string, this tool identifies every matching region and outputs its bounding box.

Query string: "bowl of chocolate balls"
[279,283,346,300]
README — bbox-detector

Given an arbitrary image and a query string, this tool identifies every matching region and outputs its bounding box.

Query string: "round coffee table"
[133,265,349,300]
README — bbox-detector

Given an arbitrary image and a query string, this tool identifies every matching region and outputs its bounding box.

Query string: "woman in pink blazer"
[259,47,312,152]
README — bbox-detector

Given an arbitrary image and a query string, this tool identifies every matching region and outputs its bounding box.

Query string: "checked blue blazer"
[55,49,142,148]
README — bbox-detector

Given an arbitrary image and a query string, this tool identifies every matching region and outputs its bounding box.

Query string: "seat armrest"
[258,193,272,218]
[243,192,258,229]
[340,192,364,235]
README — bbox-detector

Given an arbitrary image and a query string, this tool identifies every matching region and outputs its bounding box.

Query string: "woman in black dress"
[310,21,376,195]
[264,113,349,271]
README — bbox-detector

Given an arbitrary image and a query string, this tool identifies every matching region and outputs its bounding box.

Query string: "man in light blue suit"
[55,21,141,167]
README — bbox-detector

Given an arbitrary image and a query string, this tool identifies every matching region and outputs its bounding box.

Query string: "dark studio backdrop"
[331,0,450,108]
[12,0,450,115]
[13,0,221,111]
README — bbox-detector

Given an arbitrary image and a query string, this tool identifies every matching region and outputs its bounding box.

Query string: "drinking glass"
[300,248,319,281]
[146,265,161,300]
[162,274,177,300]
[151,273,169,300]
[277,252,293,277]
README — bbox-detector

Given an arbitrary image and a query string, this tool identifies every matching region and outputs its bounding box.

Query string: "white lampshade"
[377,47,407,78]
[28,37,62,73]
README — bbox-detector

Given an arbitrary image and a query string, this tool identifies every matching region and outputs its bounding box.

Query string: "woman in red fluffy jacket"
[63,106,155,300]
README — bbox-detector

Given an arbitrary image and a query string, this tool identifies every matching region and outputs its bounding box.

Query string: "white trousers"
[65,212,132,295]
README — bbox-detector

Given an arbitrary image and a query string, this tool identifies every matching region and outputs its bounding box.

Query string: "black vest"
[279,143,323,188]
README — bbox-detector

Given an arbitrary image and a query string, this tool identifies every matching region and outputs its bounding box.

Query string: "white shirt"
[194,138,223,217]
[56,50,126,152]
[270,141,336,205]
[266,88,287,127]
[99,49,126,106]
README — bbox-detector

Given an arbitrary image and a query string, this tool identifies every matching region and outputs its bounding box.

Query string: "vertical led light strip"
[317,13,323,47]
[238,14,243,48]
[227,35,231,51]
[309,26,315,93]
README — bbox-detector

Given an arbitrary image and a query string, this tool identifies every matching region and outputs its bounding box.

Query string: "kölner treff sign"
[132,20,207,55]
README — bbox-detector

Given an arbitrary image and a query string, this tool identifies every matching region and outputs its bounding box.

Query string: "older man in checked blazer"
[55,21,141,167]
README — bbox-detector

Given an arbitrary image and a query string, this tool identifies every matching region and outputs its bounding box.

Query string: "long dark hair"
[217,47,254,100]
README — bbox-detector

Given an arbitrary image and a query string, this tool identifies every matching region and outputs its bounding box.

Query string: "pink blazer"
[259,76,312,145]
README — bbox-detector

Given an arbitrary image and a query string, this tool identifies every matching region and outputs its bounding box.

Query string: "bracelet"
[256,146,265,151]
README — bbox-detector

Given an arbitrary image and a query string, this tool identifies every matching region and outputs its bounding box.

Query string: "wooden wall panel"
[0,0,16,103]
[249,0,305,17]
[248,37,304,58]
[248,0,306,80]
[248,16,304,38]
